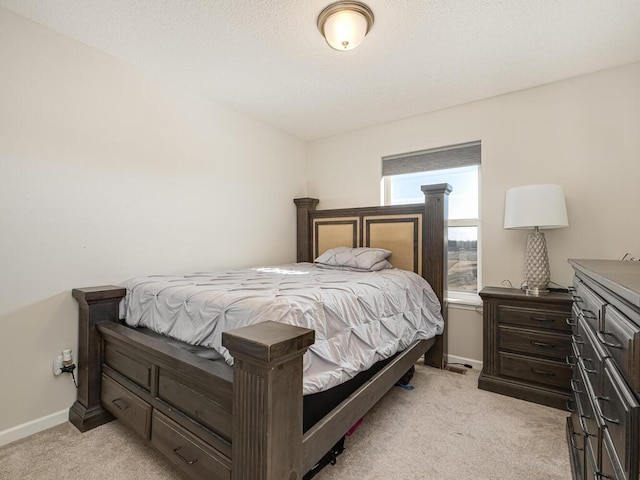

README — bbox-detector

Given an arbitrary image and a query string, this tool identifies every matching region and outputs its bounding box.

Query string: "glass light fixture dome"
[317,1,374,51]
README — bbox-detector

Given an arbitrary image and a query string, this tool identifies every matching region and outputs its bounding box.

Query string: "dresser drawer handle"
[580,358,597,375]
[112,398,129,410]
[530,316,554,323]
[571,334,584,345]
[596,331,622,349]
[578,415,596,437]
[572,295,583,303]
[567,429,583,452]
[580,309,597,320]
[570,379,583,394]
[594,471,614,479]
[566,317,577,327]
[601,413,620,425]
[530,368,555,376]
[566,398,576,413]
[173,447,198,465]
[530,341,555,348]
[566,356,576,366]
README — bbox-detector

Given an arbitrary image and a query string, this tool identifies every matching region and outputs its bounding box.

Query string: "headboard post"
[294,197,319,263]
[421,183,452,369]
[69,286,125,432]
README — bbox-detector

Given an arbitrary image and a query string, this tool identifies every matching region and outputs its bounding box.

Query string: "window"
[382,142,480,303]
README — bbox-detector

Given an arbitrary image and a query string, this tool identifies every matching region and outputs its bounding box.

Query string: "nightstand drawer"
[498,326,571,360]
[499,352,571,389]
[498,305,571,332]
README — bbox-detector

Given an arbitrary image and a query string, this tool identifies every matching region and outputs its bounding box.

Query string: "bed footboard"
[71,285,315,480]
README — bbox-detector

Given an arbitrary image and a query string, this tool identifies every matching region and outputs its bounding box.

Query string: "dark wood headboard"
[294,183,451,367]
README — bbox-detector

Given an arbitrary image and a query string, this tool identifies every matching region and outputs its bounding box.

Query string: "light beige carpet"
[0,366,571,480]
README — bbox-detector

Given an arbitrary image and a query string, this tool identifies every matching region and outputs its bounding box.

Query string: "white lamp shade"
[504,184,569,230]
[322,9,368,50]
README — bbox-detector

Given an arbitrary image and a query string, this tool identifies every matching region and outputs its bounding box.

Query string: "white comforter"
[121,263,443,394]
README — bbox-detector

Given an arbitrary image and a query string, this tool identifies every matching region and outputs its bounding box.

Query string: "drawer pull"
[594,471,613,479]
[566,356,576,366]
[173,447,198,465]
[578,415,596,437]
[566,317,577,327]
[572,295,583,303]
[112,398,130,410]
[601,413,620,425]
[567,430,583,452]
[570,379,583,394]
[580,357,597,375]
[566,398,576,413]
[596,331,622,349]
[530,341,555,348]
[580,309,597,320]
[530,368,555,376]
[529,316,554,323]
[571,334,584,345]
[595,397,621,425]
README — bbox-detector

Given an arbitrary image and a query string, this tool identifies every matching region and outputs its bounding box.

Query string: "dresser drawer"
[599,360,639,478]
[498,326,571,360]
[575,364,601,442]
[151,411,230,480]
[576,315,608,397]
[101,374,151,439]
[499,353,571,389]
[602,429,627,480]
[575,282,605,332]
[602,305,640,391]
[584,435,598,480]
[498,305,571,332]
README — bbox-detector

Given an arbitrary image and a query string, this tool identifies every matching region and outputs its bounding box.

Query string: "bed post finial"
[70,286,126,432]
[294,197,319,263]
[421,183,452,369]
[223,321,315,480]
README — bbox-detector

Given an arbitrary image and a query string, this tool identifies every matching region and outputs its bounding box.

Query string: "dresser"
[566,259,640,480]
[478,286,573,409]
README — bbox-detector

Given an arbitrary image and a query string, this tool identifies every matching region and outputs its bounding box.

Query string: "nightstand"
[478,286,573,409]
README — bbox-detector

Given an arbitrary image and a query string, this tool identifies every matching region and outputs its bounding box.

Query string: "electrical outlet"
[53,355,63,376]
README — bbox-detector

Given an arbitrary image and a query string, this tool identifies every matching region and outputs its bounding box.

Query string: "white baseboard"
[447,354,483,371]
[0,409,69,447]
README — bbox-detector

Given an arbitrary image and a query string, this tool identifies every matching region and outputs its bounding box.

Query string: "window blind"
[382,141,481,177]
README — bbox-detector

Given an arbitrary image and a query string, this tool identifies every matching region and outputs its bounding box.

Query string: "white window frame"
[381,143,482,306]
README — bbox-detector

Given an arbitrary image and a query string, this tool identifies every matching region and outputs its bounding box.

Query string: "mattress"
[121,263,443,394]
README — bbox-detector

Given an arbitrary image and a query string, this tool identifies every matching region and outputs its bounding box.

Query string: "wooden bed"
[69,183,451,480]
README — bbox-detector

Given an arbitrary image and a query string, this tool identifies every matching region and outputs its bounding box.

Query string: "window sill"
[446,292,482,309]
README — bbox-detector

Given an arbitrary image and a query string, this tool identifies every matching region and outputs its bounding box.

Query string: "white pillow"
[314,247,393,271]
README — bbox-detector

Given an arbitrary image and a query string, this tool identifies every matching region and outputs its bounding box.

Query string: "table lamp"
[504,184,568,295]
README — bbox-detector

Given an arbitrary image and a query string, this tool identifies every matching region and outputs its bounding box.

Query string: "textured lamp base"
[524,228,550,295]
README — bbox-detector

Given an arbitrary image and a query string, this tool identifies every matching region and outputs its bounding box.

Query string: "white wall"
[308,62,640,363]
[0,9,306,435]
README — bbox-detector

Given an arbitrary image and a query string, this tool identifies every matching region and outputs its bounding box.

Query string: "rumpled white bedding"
[121,263,443,394]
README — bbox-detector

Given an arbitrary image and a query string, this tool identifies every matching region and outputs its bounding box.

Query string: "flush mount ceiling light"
[317,1,374,51]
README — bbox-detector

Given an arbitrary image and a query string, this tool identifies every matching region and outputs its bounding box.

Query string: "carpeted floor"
[0,365,571,480]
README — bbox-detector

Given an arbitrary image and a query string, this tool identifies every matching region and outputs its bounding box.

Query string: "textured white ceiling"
[2,0,640,140]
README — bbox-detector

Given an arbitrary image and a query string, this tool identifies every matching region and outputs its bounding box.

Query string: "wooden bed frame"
[69,183,450,480]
